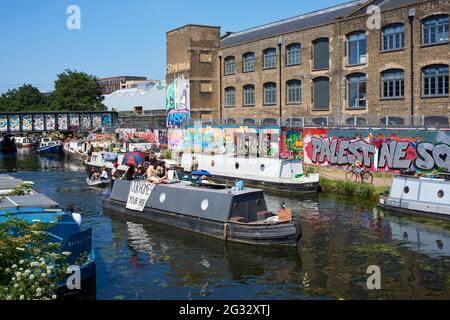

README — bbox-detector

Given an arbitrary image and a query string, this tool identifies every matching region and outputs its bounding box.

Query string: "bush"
[0,217,72,300]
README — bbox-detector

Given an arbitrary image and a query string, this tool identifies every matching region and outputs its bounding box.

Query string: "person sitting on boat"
[124,165,135,181]
[111,162,120,186]
[100,166,109,180]
[146,164,163,184]
[191,156,199,172]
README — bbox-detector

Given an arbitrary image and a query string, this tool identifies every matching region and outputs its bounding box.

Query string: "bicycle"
[345,166,373,184]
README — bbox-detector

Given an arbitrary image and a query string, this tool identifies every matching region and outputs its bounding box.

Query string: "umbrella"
[122,151,146,166]
[191,170,211,177]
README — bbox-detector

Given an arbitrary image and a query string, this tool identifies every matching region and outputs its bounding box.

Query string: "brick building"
[166,0,449,127]
[98,76,148,94]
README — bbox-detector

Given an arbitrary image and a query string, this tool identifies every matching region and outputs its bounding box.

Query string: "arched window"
[286,43,301,66]
[263,118,277,126]
[424,116,448,126]
[243,85,255,106]
[346,117,368,126]
[347,31,366,65]
[225,118,236,125]
[380,116,405,126]
[286,80,301,104]
[381,69,404,98]
[382,24,404,51]
[422,65,448,97]
[347,73,366,109]
[422,15,448,45]
[312,77,329,110]
[263,48,277,69]
[224,56,236,75]
[312,117,328,126]
[243,118,255,125]
[263,82,277,105]
[225,87,236,107]
[312,38,329,70]
[242,52,255,72]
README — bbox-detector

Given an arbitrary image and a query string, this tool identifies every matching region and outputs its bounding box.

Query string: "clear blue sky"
[0,0,346,93]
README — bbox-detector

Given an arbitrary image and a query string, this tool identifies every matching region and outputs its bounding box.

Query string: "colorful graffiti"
[166,75,190,127]
[280,128,303,159]
[92,114,102,128]
[22,115,32,131]
[45,114,56,131]
[81,114,91,128]
[33,114,44,131]
[303,128,450,172]
[69,114,79,131]
[0,115,7,132]
[102,114,112,126]
[8,115,20,132]
[58,114,68,131]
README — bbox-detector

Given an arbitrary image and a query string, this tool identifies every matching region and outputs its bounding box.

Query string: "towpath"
[317,167,393,187]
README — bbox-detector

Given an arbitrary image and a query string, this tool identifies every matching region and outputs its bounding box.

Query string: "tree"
[50,69,106,111]
[0,84,48,112]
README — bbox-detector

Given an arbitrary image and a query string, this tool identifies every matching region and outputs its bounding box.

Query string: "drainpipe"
[409,8,416,126]
[219,52,223,125]
[278,38,283,127]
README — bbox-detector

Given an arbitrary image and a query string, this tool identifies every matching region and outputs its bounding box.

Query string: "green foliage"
[319,176,389,203]
[50,69,106,111]
[0,218,69,300]
[0,84,48,112]
[161,149,172,160]
[303,165,318,175]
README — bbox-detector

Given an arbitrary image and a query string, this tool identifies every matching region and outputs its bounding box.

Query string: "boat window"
[201,199,209,211]
[233,203,239,211]
[211,160,215,167]
[403,186,409,194]
[235,162,239,169]
[438,190,444,198]
[260,164,265,172]
[159,193,166,203]
[256,199,262,207]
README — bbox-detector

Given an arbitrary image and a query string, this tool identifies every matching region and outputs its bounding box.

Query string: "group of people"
[89,165,109,181]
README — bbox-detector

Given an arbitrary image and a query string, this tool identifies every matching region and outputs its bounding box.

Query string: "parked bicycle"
[345,164,373,184]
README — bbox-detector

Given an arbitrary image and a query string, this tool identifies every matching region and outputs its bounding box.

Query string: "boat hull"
[37,145,62,154]
[63,148,87,162]
[86,177,111,187]
[103,198,299,246]
[57,260,96,299]
[379,196,450,221]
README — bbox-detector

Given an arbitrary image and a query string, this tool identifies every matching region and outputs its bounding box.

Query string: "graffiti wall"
[303,128,450,172]
[33,114,44,131]
[0,115,7,132]
[45,114,56,131]
[280,128,303,160]
[22,115,32,131]
[166,75,190,127]
[8,115,20,132]
[57,114,68,131]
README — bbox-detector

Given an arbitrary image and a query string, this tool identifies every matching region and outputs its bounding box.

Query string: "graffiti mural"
[158,130,168,146]
[92,114,102,128]
[22,115,32,131]
[303,128,450,172]
[45,114,56,131]
[58,114,68,131]
[166,75,190,127]
[102,114,112,126]
[33,114,44,131]
[81,114,91,128]
[69,114,79,131]
[280,128,303,159]
[8,115,20,132]
[0,115,7,132]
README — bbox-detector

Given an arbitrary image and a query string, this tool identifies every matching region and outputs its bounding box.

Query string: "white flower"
[16,247,25,251]
[41,273,46,278]
[11,264,17,269]
[39,257,45,262]
[19,295,25,300]
[47,269,52,275]
[36,292,41,297]
[62,252,71,256]
[52,295,57,300]
[15,272,21,278]
[24,269,31,275]
[29,274,35,280]
[40,261,46,266]
[5,268,10,272]
[11,277,16,281]
[36,287,42,293]
[19,260,25,265]
[13,283,19,288]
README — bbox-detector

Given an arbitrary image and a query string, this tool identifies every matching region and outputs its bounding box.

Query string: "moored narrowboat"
[379,174,450,220]
[103,179,301,246]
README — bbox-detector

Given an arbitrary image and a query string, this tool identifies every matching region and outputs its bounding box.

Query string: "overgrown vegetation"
[0,218,69,300]
[319,176,389,203]
[161,149,172,160]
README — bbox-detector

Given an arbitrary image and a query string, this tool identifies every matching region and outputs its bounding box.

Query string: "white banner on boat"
[126,181,155,212]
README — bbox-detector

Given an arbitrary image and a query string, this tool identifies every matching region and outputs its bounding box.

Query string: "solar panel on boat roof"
[0,194,59,209]
[0,178,25,190]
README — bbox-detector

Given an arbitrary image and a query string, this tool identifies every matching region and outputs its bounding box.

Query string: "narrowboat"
[103,179,302,246]
[14,136,34,148]
[37,137,62,154]
[379,174,450,220]
[63,140,88,162]
[177,153,320,194]
[0,175,96,297]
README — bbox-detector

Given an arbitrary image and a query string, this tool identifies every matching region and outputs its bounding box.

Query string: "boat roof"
[0,193,60,210]
[0,207,63,224]
[0,175,30,191]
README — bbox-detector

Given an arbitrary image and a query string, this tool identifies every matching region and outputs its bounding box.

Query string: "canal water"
[2,149,450,300]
